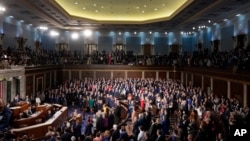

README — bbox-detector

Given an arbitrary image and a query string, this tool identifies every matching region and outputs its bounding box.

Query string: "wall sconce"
[0,33,5,40]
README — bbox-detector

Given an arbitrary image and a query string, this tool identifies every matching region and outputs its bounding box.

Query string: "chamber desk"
[11,107,68,140]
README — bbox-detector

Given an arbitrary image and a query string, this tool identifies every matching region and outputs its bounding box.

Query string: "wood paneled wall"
[213,79,227,98]
[230,82,243,105]
[24,65,250,106]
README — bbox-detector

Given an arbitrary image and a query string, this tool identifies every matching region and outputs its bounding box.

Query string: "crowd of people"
[0,77,249,141]
[1,44,250,73]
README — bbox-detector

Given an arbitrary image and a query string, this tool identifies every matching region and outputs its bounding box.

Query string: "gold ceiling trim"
[50,0,194,24]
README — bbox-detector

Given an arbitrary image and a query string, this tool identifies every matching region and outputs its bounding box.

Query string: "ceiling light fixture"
[74,2,78,5]
[236,14,241,16]
[84,29,92,37]
[38,26,48,31]
[0,6,6,12]
[50,30,59,37]
[71,32,79,39]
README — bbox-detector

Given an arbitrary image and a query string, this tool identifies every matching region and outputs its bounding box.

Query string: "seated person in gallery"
[27,106,33,115]
[45,110,53,121]
[21,110,29,118]
[0,99,12,131]
[24,95,31,104]
[31,105,36,113]
[13,95,21,105]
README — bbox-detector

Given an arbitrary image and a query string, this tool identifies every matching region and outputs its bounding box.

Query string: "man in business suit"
[73,119,82,141]
[0,99,12,131]
[110,124,120,141]
[155,129,165,141]
[149,118,158,141]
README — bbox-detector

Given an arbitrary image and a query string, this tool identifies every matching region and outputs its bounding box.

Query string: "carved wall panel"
[127,71,142,79]
[113,71,125,79]
[96,71,111,79]
[81,71,94,79]
[144,71,156,79]
[158,72,167,80]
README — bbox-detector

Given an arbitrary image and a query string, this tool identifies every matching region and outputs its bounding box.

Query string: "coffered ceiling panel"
[0,0,250,31]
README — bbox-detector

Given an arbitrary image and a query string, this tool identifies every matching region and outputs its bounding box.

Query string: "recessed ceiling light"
[93,4,96,6]
[144,5,147,7]
[9,15,14,18]
[95,10,98,12]
[193,27,195,30]
[208,20,211,23]
[136,6,139,9]
[20,20,24,22]
[162,4,165,6]
[224,19,228,21]
[0,6,6,11]
[236,14,241,16]
[154,8,158,11]
[101,6,104,8]
[74,2,78,5]
[134,31,137,34]
[82,7,86,10]
[165,32,168,34]
[141,11,144,13]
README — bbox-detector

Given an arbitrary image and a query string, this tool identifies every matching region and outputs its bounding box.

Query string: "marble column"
[243,84,247,107]
[156,71,159,80]
[227,81,230,98]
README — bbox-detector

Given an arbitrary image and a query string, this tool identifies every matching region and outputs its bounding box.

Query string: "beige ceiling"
[53,0,193,24]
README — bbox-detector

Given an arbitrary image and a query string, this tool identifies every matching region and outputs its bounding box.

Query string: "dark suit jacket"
[149,123,159,141]
[111,129,120,141]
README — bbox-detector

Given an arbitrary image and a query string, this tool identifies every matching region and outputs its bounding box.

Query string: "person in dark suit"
[132,116,140,138]
[155,129,165,141]
[84,120,93,137]
[61,127,72,141]
[118,126,128,141]
[96,114,103,132]
[73,119,82,140]
[0,99,12,131]
[149,118,158,141]
[110,124,120,141]
[108,110,115,129]
[22,110,29,118]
